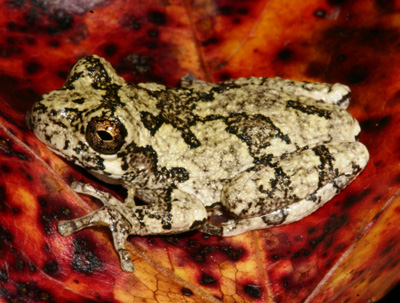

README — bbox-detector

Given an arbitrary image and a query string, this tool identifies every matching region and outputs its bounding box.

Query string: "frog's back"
[142,77,360,206]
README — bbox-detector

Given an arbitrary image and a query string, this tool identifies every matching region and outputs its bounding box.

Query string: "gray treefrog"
[27,55,369,272]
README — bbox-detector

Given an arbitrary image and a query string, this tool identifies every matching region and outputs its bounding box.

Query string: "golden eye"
[86,117,127,154]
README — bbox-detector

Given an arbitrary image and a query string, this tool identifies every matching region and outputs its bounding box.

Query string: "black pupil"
[97,130,113,141]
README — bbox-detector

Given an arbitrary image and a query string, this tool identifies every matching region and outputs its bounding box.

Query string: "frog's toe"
[118,249,135,272]
[199,222,223,236]
[58,220,79,236]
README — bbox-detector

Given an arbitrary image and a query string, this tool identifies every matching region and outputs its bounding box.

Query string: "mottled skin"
[27,55,369,272]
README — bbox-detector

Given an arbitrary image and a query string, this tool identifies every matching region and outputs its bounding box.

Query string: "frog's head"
[27,55,145,181]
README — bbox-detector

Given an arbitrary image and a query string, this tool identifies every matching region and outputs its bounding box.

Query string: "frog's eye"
[86,117,127,154]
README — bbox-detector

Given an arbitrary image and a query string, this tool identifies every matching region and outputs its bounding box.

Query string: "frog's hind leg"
[201,141,369,237]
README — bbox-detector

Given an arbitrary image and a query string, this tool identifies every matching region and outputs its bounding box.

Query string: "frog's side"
[27,55,369,272]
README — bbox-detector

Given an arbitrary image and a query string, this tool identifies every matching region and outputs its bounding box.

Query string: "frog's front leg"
[201,141,369,237]
[58,183,207,272]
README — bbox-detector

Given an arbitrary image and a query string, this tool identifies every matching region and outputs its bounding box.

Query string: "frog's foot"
[58,182,136,272]
[58,206,135,272]
[59,184,208,271]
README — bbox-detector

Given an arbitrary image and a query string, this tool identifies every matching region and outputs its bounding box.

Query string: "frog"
[27,55,369,272]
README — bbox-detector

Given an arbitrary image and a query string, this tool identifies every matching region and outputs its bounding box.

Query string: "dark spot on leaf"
[343,189,371,207]
[200,273,216,285]
[360,115,391,133]
[219,6,233,15]
[334,243,346,252]
[0,268,8,282]
[146,42,158,49]
[276,48,293,61]
[49,40,60,48]
[147,29,159,37]
[202,37,219,46]
[191,253,205,262]
[327,0,347,5]
[29,262,37,272]
[39,290,51,301]
[219,73,231,81]
[43,260,59,275]
[373,195,381,202]
[6,0,25,8]
[17,282,30,296]
[282,278,290,288]
[220,245,244,261]
[147,10,166,25]
[347,64,370,85]
[124,53,154,75]
[237,7,248,15]
[11,207,21,215]
[120,14,141,30]
[104,43,117,57]
[60,206,72,218]
[24,59,43,74]
[380,242,394,256]
[0,288,7,297]
[309,234,325,248]
[232,17,241,24]
[244,284,262,298]
[272,254,280,260]
[0,226,13,243]
[337,54,347,62]
[375,0,396,12]
[306,61,325,78]
[1,165,10,173]
[49,9,73,32]
[181,287,193,296]
[57,70,68,79]
[314,9,327,18]
[15,258,25,271]
[72,239,102,273]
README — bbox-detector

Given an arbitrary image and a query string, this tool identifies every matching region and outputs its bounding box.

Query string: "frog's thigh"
[215,141,369,236]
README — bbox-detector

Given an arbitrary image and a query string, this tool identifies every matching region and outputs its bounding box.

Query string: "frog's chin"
[45,146,124,186]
